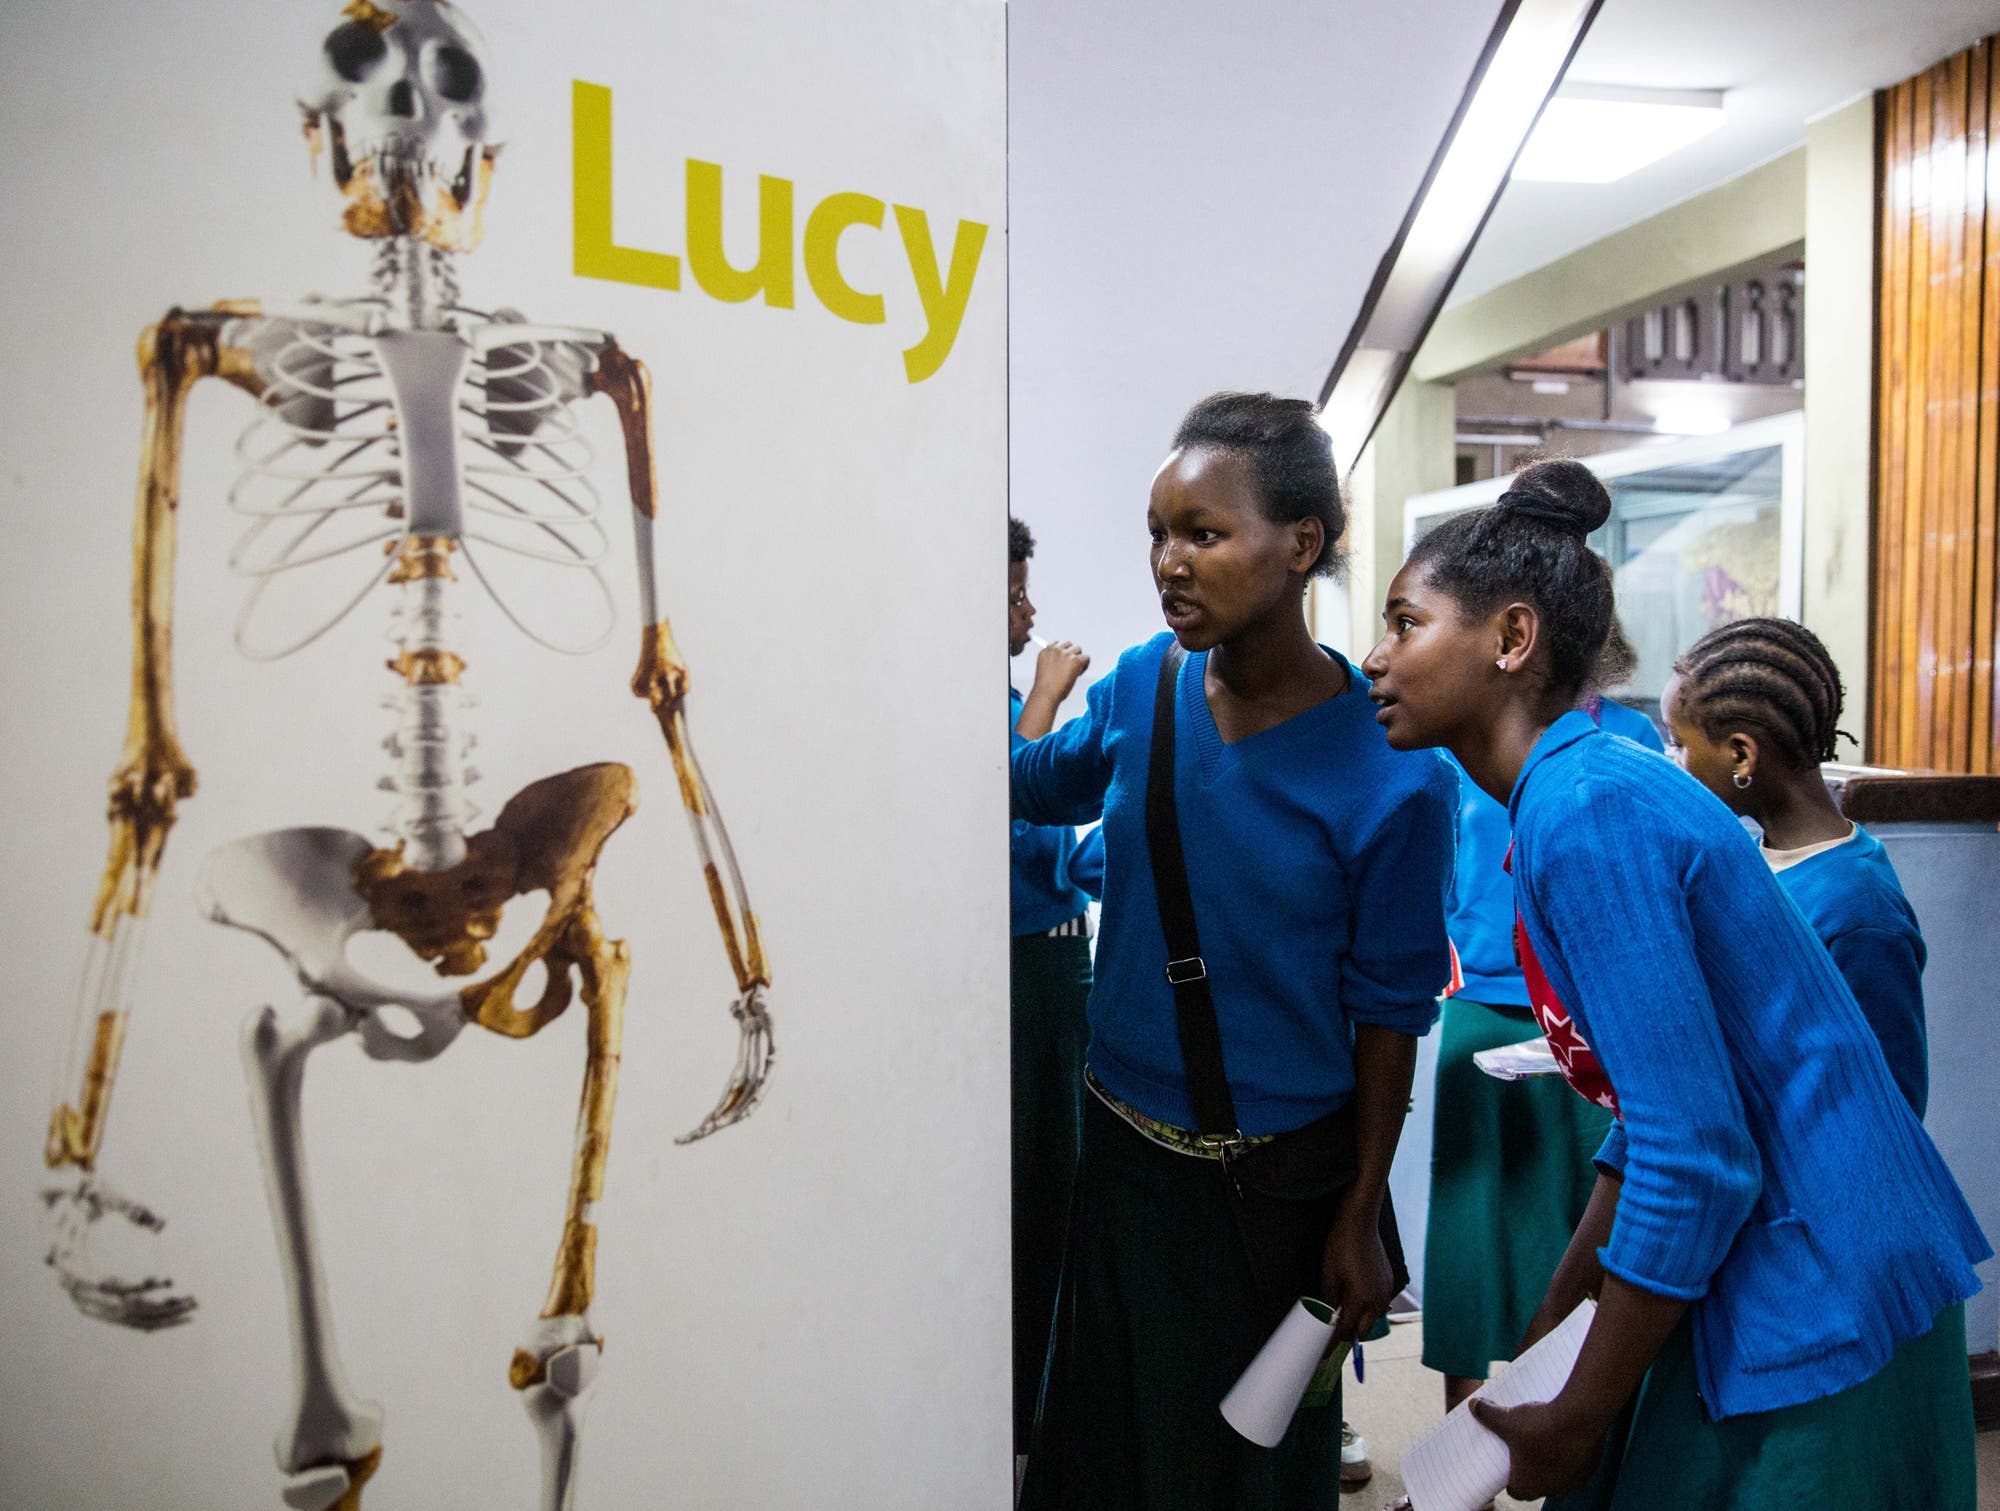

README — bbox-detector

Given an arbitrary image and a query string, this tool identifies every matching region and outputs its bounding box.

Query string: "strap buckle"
[1196,1129,1250,1156]
[1164,956,1208,985]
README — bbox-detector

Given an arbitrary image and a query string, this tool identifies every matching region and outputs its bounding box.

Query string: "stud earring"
[1732,770,1752,790]
[1496,658,1508,671]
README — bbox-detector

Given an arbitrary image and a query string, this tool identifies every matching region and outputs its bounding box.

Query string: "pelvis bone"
[200,763,637,1051]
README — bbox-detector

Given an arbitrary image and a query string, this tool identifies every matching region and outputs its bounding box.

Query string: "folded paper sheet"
[1400,1299,1596,1511]
[1472,1037,1561,1081]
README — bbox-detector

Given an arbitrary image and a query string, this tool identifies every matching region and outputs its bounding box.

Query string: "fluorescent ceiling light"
[1512,85,1726,184]
[1318,0,1605,476]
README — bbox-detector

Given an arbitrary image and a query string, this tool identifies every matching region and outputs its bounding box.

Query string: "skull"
[300,0,499,253]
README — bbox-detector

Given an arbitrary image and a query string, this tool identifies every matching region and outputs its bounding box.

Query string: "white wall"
[1008,0,1513,689]
[0,3,1008,1507]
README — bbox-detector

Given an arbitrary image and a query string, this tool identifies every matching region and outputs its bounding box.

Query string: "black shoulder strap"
[1143,644,1240,1139]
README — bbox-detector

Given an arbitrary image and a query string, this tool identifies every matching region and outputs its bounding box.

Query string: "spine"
[372,237,460,330]
[382,539,472,870]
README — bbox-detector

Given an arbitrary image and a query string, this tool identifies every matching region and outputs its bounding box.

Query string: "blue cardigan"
[1451,700,1662,1006]
[1012,634,1455,1134]
[1511,712,1988,1418]
[1774,826,1928,1117]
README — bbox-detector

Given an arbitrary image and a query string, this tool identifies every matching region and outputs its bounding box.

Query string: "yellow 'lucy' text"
[572,81,988,384]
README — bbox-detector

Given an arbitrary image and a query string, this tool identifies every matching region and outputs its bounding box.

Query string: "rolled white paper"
[1220,1297,1338,1448]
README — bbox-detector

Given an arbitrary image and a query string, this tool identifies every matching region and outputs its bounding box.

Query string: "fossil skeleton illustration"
[38,3,774,1507]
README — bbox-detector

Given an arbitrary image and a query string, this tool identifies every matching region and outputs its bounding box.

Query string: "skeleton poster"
[0,2,1008,1507]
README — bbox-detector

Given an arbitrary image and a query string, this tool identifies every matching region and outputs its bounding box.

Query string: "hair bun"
[1495,459,1611,537]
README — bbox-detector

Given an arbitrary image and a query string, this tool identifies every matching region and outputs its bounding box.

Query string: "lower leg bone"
[511,905,627,1511]
[243,994,384,1505]
[518,1315,602,1511]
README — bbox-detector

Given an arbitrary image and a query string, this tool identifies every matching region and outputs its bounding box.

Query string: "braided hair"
[1405,458,1614,701]
[1672,617,1847,770]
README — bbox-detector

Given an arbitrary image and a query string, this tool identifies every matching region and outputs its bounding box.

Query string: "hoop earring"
[1732,770,1752,790]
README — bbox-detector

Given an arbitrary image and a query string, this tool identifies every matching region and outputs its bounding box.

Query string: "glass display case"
[1403,411,1804,728]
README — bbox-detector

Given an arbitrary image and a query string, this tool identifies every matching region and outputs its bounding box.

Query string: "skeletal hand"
[41,1175,198,1332]
[676,984,775,1145]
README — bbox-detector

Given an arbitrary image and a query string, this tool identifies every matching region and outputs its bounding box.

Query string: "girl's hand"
[1318,1196,1392,1345]
[1032,640,1090,701]
[1015,642,1092,739]
[1467,1396,1605,1500]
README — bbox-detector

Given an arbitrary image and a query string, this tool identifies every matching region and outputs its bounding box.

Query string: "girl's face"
[1360,561,1499,751]
[1661,671,1753,811]
[1146,446,1318,652]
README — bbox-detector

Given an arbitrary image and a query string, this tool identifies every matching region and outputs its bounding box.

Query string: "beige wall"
[1413,150,1806,386]
[1341,378,1457,659]
[1802,95,1878,748]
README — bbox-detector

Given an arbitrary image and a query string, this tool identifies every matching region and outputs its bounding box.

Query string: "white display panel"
[0,3,1007,1507]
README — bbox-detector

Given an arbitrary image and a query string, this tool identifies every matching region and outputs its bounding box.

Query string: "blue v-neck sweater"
[1511,712,1988,1418]
[1011,633,1455,1135]
[1775,826,1929,1117]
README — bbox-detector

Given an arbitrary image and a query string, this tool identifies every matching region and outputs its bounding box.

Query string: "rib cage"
[227,308,617,661]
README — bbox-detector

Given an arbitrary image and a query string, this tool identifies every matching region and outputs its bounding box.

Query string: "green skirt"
[1421,995,1611,1380]
[1547,1305,1976,1511]
[1011,930,1093,1450]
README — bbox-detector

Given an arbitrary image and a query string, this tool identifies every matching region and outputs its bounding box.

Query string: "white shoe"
[1339,1420,1372,1487]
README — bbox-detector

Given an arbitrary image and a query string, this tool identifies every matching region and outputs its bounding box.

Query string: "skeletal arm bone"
[45,307,263,1177]
[591,337,774,1142]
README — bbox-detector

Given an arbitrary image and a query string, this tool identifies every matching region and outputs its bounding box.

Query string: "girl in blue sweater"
[1014,394,1455,1511]
[1663,617,1928,1116]
[1360,460,1987,1509]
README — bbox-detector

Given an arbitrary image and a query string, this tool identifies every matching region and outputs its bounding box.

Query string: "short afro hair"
[1009,516,1035,565]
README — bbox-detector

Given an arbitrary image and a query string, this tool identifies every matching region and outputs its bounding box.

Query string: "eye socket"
[325,22,389,82]
[427,44,483,102]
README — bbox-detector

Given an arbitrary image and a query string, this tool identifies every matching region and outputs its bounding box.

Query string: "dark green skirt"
[1421,995,1612,1380]
[1011,929,1093,1451]
[1020,1091,1345,1511]
[1548,1305,1977,1511]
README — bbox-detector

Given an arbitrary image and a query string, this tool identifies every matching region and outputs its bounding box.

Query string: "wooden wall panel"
[1978,48,2000,775]
[1874,34,2000,773]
